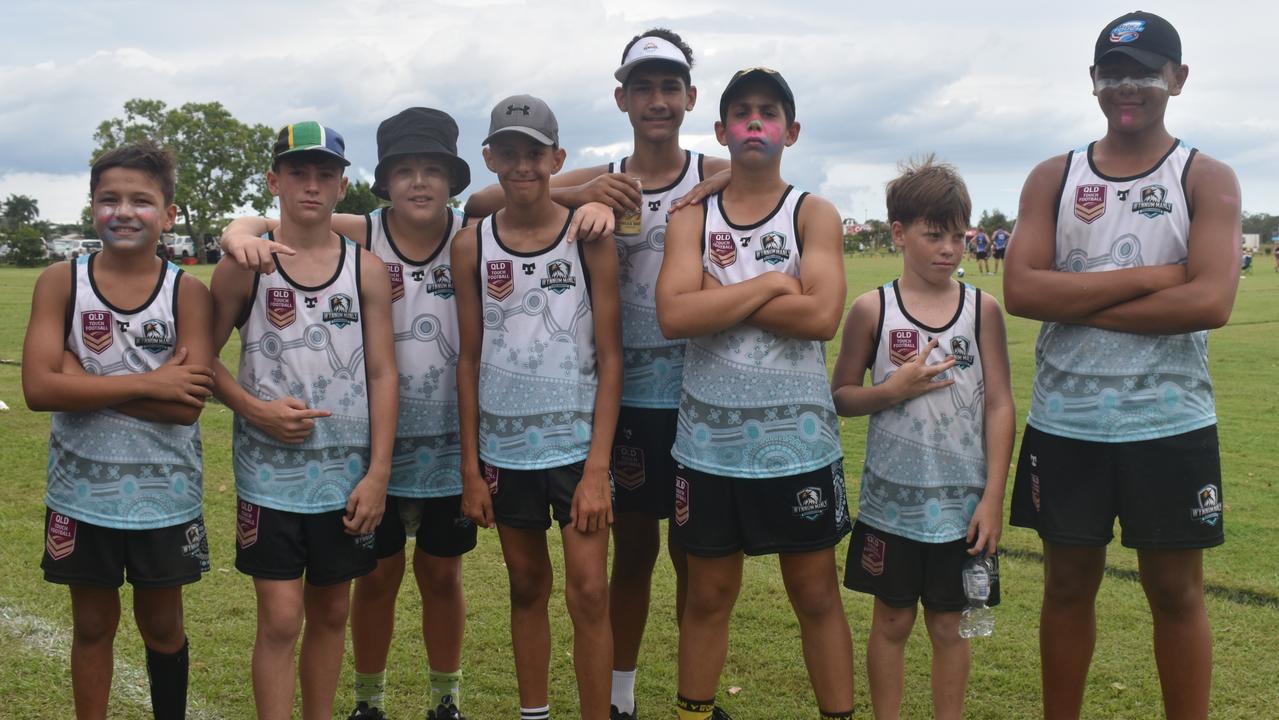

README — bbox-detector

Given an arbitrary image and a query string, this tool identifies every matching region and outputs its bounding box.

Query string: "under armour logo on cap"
[506,105,530,116]
[484,94,559,147]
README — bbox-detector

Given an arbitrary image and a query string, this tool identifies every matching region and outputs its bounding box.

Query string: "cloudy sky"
[2,0,1275,225]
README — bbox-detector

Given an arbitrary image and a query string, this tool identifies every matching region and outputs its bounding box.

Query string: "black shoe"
[427,703,466,720]
[710,708,733,720]
[610,705,636,720]
[348,702,389,720]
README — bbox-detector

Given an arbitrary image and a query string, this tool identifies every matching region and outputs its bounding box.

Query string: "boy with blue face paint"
[22,142,215,719]
[1004,11,1241,720]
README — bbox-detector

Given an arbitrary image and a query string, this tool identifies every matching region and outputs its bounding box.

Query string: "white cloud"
[0,172,88,225]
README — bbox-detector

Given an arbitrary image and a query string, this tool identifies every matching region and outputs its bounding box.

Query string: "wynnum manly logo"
[1132,184,1174,218]
[540,259,577,294]
[754,231,791,265]
[136,319,174,354]
[425,265,455,298]
[386,262,405,303]
[708,231,737,268]
[81,311,113,354]
[267,288,296,329]
[1074,184,1107,224]
[1191,484,1223,526]
[792,486,829,521]
[950,336,975,369]
[322,293,359,328]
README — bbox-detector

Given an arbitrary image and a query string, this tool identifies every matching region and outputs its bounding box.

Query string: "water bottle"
[959,553,997,638]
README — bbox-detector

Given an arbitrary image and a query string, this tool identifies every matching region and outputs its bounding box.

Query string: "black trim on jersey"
[270,231,348,292]
[699,200,710,255]
[891,279,965,334]
[86,252,168,315]
[620,150,694,194]
[696,152,706,182]
[715,185,795,231]
[380,207,455,266]
[235,272,260,329]
[171,269,184,339]
[490,208,574,258]
[792,191,810,256]
[1052,150,1074,227]
[64,259,77,342]
[1085,138,1181,183]
[577,238,593,308]
[474,217,485,294]
[1181,147,1199,222]
[353,237,363,298]
[364,212,375,251]
[868,285,887,372]
[973,287,983,346]
[607,161,616,174]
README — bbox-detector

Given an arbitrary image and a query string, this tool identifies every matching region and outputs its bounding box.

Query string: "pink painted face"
[722,95,788,158]
[91,167,172,250]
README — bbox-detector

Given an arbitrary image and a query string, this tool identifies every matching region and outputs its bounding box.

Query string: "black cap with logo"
[1094,11,1181,69]
[719,67,796,121]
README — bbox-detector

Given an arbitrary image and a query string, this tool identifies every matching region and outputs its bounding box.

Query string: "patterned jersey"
[858,281,987,543]
[608,151,704,408]
[47,254,203,530]
[367,208,467,498]
[673,187,842,478]
[993,230,1009,250]
[233,236,370,512]
[476,211,597,469]
[1031,139,1213,442]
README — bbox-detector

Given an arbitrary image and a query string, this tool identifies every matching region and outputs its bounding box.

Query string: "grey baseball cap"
[482,94,559,147]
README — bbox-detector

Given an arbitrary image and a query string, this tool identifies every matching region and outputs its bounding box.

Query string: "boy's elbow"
[656,309,691,340]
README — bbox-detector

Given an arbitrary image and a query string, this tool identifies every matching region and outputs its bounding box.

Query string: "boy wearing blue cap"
[1004,12,1240,719]
[222,108,477,720]
[210,121,398,720]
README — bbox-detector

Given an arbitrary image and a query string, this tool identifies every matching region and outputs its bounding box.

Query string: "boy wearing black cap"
[466,34,727,719]
[656,68,853,720]
[209,121,398,720]
[1003,12,1240,720]
[222,108,477,720]
[453,94,623,720]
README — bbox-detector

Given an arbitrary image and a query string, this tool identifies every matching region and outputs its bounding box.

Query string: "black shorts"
[42,509,209,589]
[975,250,989,260]
[234,498,377,585]
[485,460,598,530]
[672,460,851,557]
[993,248,1006,259]
[373,494,477,559]
[1010,425,1224,549]
[843,521,999,612]
[611,406,678,518]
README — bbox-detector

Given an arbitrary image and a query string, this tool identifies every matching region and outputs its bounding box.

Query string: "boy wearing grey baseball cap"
[1005,12,1240,719]
[454,95,623,720]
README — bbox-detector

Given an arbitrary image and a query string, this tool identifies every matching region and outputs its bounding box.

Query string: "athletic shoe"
[610,705,636,720]
[711,708,734,720]
[427,703,466,720]
[347,702,388,720]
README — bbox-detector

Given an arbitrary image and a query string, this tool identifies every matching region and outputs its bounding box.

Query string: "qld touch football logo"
[386,262,405,302]
[612,446,646,491]
[888,328,919,366]
[1074,184,1107,224]
[861,533,885,576]
[81,311,113,353]
[709,231,737,268]
[46,513,77,560]
[674,476,690,526]
[486,260,513,301]
[266,288,296,329]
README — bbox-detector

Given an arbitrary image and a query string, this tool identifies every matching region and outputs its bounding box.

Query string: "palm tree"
[2,194,40,229]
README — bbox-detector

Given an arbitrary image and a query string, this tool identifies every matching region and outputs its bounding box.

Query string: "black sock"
[145,638,189,720]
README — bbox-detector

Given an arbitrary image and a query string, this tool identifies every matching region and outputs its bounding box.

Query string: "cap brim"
[373,146,472,199]
[1097,46,1171,70]
[615,56,691,83]
[275,147,351,166]
[482,127,556,147]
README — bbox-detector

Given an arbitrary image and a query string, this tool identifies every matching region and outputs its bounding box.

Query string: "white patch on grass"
[0,600,222,719]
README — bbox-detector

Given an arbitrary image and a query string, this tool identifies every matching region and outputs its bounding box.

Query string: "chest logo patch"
[486,260,514,301]
[323,293,359,328]
[950,335,975,369]
[426,265,454,299]
[754,231,791,265]
[888,328,920,366]
[708,231,737,268]
[81,311,113,354]
[540,259,577,294]
[1073,184,1107,224]
[1132,184,1174,218]
[386,262,404,303]
[266,288,296,329]
[136,319,174,354]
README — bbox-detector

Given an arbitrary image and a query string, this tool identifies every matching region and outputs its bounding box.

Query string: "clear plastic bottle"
[959,553,997,638]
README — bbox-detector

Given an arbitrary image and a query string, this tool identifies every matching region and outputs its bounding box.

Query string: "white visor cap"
[615,35,691,83]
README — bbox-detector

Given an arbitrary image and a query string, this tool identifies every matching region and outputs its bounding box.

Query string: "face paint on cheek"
[1094,75,1170,92]
[95,204,155,248]
[726,116,785,156]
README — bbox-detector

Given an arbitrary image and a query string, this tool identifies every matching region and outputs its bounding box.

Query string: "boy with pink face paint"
[1004,11,1240,720]
[656,68,853,720]
[22,142,215,720]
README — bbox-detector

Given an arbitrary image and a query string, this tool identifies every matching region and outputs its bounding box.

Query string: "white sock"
[520,705,550,720]
[611,668,637,714]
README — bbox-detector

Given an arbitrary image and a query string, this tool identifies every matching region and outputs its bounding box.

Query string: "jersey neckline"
[377,207,455,267]
[1085,138,1182,183]
[891,279,967,334]
[269,232,350,292]
[489,209,575,258]
[713,185,795,231]
[619,150,694,195]
[86,252,170,315]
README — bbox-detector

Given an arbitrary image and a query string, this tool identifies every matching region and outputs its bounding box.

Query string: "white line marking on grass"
[0,599,223,719]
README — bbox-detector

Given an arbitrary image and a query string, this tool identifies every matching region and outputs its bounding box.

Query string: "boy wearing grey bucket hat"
[220,109,476,720]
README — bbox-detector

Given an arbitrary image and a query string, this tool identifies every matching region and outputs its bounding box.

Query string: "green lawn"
[0,258,1275,718]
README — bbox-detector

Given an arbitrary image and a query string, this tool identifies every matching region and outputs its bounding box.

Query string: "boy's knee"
[873,606,917,644]
[789,583,843,622]
[923,610,964,646]
[1143,576,1205,618]
[417,556,462,596]
[507,568,552,610]
[258,602,304,644]
[72,615,119,647]
[1043,573,1101,609]
[685,577,738,618]
[565,575,609,621]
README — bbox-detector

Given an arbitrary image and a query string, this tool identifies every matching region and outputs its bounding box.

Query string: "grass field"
[0,257,1275,719]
